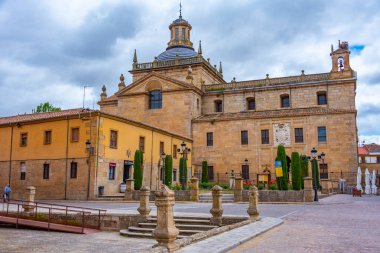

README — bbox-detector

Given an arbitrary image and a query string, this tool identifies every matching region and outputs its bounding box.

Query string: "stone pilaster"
[247,186,260,221]
[23,186,36,213]
[210,185,223,226]
[124,179,134,200]
[190,177,199,202]
[152,184,179,252]
[303,177,314,202]
[234,177,243,202]
[137,186,151,218]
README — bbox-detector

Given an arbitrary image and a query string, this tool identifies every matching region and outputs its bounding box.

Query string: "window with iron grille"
[20,133,28,147]
[149,90,162,109]
[20,162,26,180]
[173,169,177,181]
[241,130,248,145]
[43,163,50,179]
[320,163,328,179]
[242,165,249,180]
[261,129,269,144]
[318,126,327,142]
[207,132,213,146]
[70,162,77,179]
[110,130,118,148]
[208,166,214,181]
[109,164,116,180]
[139,136,145,152]
[295,128,304,143]
[44,130,52,145]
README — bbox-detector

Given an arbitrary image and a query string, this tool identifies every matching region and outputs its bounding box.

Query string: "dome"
[157,46,198,61]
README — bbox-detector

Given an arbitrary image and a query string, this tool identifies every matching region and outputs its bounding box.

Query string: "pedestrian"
[3,184,11,202]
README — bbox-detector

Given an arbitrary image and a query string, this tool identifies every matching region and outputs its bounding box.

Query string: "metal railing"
[0,199,107,233]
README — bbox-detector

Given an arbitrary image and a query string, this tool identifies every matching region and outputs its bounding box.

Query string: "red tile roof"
[363,143,380,153]
[358,147,369,155]
[0,108,96,125]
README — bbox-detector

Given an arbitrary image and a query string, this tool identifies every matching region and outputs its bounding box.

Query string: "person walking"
[3,184,11,202]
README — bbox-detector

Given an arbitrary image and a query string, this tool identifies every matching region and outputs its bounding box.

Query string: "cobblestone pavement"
[228,194,380,253]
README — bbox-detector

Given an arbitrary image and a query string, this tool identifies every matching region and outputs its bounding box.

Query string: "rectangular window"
[71,128,79,142]
[182,28,186,40]
[20,133,28,147]
[110,130,118,148]
[20,162,26,180]
[207,132,213,146]
[139,136,145,152]
[44,130,52,145]
[241,130,248,145]
[208,166,214,181]
[109,163,116,180]
[173,145,177,159]
[281,96,290,108]
[295,128,304,143]
[242,165,249,180]
[261,129,269,144]
[215,100,223,112]
[318,126,327,142]
[377,157,380,164]
[175,27,179,40]
[70,162,78,179]
[43,163,50,179]
[320,164,328,179]
[173,169,177,181]
[160,141,164,155]
[318,93,327,105]
[247,99,255,110]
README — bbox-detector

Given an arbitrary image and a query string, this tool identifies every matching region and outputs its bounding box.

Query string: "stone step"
[147,217,211,224]
[120,230,188,239]
[138,223,218,230]
[128,226,204,235]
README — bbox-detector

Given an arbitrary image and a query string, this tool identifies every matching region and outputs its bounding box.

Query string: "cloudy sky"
[0,0,379,143]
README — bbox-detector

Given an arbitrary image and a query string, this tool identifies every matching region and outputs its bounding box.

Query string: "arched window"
[317,91,327,105]
[215,100,223,112]
[281,94,290,108]
[247,98,255,111]
[149,90,162,109]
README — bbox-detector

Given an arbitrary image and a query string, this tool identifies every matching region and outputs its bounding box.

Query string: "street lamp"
[160,152,166,185]
[85,140,92,200]
[177,141,191,190]
[310,147,318,201]
[85,140,91,150]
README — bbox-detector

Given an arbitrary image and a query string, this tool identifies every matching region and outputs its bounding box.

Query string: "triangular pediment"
[116,73,197,96]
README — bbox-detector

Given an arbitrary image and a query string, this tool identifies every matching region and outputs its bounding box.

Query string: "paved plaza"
[0,194,379,252]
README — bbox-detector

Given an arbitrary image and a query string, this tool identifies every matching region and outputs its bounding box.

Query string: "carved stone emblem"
[273,123,290,146]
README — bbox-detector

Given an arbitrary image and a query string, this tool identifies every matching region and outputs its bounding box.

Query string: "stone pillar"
[320,179,330,195]
[247,186,260,221]
[234,177,243,202]
[137,186,151,218]
[210,185,223,226]
[303,177,313,202]
[23,186,36,213]
[124,179,134,200]
[152,184,179,252]
[190,177,199,202]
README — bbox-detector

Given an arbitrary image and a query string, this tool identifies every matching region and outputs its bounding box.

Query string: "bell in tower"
[330,40,354,79]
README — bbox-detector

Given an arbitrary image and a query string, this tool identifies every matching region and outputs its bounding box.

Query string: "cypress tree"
[311,159,320,188]
[291,152,301,190]
[179,157,188,188]
[276,145,289,190]
[133,150,143,190]
[164,155,173,187]
[300,155,309,189]
[201,161,208,183]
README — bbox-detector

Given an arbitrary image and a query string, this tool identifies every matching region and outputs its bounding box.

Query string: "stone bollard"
[23,186,36,214]
[124,179,134,200]
[137,186,151,218]
[152,184,179,252]
[190,177,199,202]
[210,185,223,226]
[234,177,243,202]
[303,177,314,202]
[247,185,260,220]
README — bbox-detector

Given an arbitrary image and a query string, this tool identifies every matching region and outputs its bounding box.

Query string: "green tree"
[133,150,143,190]
[291,152,301,190]
[164,155,173,187]
[179,157,188,188]
[311,159,320,189]
[201,160,208,183]
[34,102,61,113]
[300,155,309,189]
[276,145,289,190]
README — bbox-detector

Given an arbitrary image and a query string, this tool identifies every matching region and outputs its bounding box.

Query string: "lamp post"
[310,148,326,202]
[177,141,191,190]
[85,140,92,200]
[244,158,248,179]
[160,152,166,185]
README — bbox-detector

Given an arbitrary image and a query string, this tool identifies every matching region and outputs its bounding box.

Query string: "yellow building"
[0,109,191,200]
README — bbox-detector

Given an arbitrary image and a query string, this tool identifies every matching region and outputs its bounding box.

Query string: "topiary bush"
[133,150,143,190]
[201,160,208,183]
[199,182,217,189]
[300,155,309,189]
[311,159,320,188]
[276,145,289,190]
[164,155,173,187]
[291,152,302,190]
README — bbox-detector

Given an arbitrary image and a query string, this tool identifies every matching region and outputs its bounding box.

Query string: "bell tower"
[330,40,354,79]
[167,4,193,49]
